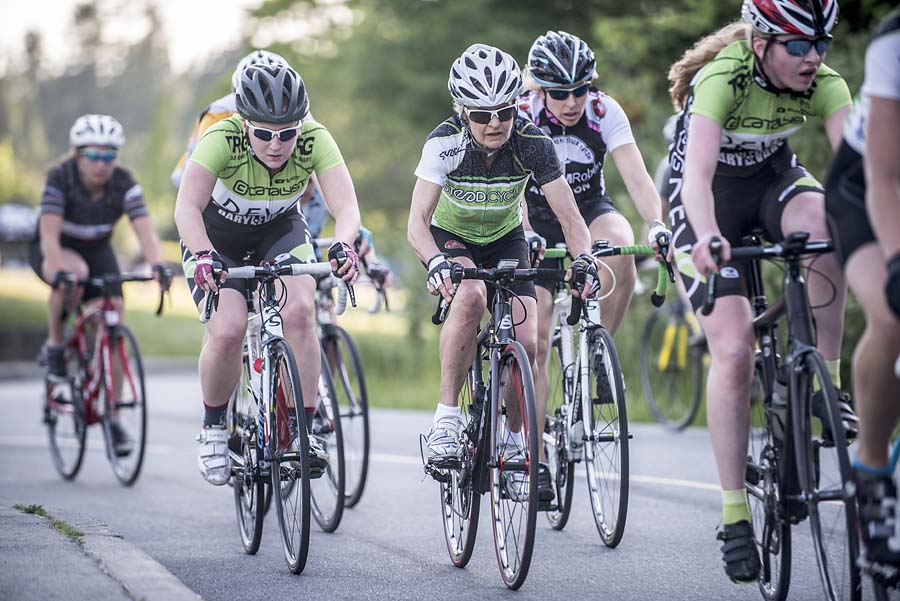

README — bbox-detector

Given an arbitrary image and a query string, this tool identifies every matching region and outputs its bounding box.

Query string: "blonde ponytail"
[668,22,752,111]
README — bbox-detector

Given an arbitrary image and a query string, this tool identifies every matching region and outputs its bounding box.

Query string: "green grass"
[15,503,85,543]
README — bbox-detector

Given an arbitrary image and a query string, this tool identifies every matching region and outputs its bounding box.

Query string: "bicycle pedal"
[309,466,326,480]
[424,464,451,483]
[538,501,557,512]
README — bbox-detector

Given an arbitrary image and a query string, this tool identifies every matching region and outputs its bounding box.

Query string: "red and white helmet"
[69,114,125,148]
[742,0,838,37]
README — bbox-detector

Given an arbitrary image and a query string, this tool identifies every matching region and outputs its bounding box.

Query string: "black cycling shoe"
[108,420,133,457]
[813,389,859,444]
[593,355,614,405]
[717,520,760,583]
[45,346,67,382]
[537,462,555,511]
[857,473,900,567]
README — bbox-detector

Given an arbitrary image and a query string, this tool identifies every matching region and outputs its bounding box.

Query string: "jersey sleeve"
[597,95,636,152]
[119,168,149,220]
[811,68,853,119]
[517,121,563,186]
[413,121,464,186]
[862,32,900,101]
[687,61,736,125]
[188,120,236,177]
[305,122,345,174]
[40,165,66,216]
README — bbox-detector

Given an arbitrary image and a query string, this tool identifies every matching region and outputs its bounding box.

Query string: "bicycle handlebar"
[55,271,171,321]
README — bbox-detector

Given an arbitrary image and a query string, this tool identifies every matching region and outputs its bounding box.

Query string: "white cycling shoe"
[196,424,231,486]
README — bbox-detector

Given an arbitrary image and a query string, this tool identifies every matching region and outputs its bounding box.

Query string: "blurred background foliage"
[0,0,893,410]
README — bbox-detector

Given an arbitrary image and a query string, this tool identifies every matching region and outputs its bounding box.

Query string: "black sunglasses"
[774,37,831,57]
[466,105,517,125]
[245,121,301,142]
[546,83,590,101]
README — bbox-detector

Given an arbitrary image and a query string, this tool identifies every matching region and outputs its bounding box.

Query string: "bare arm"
[173,160,217,254]
[317,164,361,248]
[865,96,900,258]
[825,105,852,153]
[610,142,664,225]
[407,178,444,264]
[541,176,591,257]
[682,113,725,274]
[130,216,163,266]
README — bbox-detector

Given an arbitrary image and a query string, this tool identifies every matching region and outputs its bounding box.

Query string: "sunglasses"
[245,121,301,142]
[774,37,831,57]
[466,104,517,125]
[546,83,590,101]
[78,149,117,164]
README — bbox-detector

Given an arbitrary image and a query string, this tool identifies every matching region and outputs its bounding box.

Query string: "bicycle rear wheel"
[321,324,370,508]
[310,348,345,532]
[489,341,538,590]
[746,359,791,601]
[229,356,264,554]
[45,340,86,480]
[269,338,311,574]
[639,303,704,430]
[440,355,482,568]
[584,327,629,547]
[544,334,574,530]
[101,326,147,486]
[791,352,860,601]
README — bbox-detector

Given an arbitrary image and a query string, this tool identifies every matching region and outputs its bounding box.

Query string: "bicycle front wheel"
[45,340,86,480]
[791,352,860,601]
[544,334,574,530]
[268,338,311,574]
[584,327,629,547]
[489,341,538,590]
[101,326,147,486]
[321,324,370,508]
[230,356,264,554]
[310,348,345,532]
[639,304,703,430]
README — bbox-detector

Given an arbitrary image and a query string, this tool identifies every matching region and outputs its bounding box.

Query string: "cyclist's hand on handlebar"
[51,270,74,290]
[525,231,546,267]
[647,220,674,262]
[693,232,730,277]
[367,262,392,291]
[152,264,173,291]
[568,253,599,300]
[426,253,456,302]
[194,250,226,293]
[328,241,360,284]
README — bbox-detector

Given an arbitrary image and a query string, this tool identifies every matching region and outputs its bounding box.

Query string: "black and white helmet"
[231,49,286,93]
[448,44,522,108]
[527,31,596,87]
[741,0,838,37]
[69,114,125,148]
[235,63,309,124]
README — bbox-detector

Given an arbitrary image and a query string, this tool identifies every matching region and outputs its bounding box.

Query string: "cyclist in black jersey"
[665,0,851,583]
[519,30,671,451]
[408,44,597,504]
[31,114,165,382]
[826,8,900,567]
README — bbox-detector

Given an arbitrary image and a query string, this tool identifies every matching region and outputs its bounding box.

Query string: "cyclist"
[519,30,670,446]
[174,61,361,485]
[408,43,598,505]
[30,113,166,454]
[664,0,852,583]
[825,6,900,567]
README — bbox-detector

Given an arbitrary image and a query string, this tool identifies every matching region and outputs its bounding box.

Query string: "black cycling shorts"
[430,225,536,304]
[664,146,824,312]
[181,212,315,307]
[825,141,875,266]
[29,236,121,301]
[530,195,619,291]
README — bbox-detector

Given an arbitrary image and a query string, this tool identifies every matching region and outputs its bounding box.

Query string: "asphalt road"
[0,372,865,600]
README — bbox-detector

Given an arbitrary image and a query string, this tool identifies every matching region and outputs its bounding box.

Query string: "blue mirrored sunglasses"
[78,149,117,163]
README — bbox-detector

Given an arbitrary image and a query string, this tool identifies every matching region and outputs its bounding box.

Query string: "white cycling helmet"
[231,49,287,93]
[448,44,522,108]
[741,0,838,37]
[69,114,125,148]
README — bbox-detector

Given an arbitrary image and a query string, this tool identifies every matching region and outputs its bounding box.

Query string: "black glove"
[427,253,452,292]
[367,262,391,290]
[328,241,360,277]
[153,264,173,291]
[570,253,599,298]
[887,254,900,320]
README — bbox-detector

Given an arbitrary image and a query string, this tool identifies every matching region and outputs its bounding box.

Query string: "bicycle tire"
[310,347,346,533]
[440,353,482,568]
[746,357,791,601]
[45,338,87,480]
[584,326,629,547]
[545,334,574,530]
[100,326,147,486]
[321,324,370,508]
[790,352,861,601]
[268,338,311,574]
[230,355,265,554]
[489,340,538,590]
[639,305,703,431]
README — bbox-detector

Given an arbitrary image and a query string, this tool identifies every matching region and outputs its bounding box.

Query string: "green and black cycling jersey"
[414,115,563,245]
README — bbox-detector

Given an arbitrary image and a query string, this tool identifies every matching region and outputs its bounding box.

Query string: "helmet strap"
[752,38,790,95]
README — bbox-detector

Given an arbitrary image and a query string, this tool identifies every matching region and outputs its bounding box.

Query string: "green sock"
[722,488,751,525]
[826,359,841,389]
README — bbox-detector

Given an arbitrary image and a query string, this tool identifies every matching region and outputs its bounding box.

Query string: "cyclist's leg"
[587,205,635,336]
[533,285,555,462]
[32,242,89,347]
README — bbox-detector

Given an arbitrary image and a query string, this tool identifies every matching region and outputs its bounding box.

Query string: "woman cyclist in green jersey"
[175,61,361,486]
[664,0,852,583]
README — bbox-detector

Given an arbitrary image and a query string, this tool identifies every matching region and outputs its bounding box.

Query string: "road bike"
[44,271,170,486]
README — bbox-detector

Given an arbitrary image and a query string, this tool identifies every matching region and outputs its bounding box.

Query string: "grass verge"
[14,503,85,543]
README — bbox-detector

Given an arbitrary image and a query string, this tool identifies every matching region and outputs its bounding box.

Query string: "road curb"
[32,504,203,601]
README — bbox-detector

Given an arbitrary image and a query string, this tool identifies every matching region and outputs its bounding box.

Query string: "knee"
[281,294,316,335]
[206,323,245,356]
[711,342,755,379]
[452,284,486,322]
[784,193,828,238]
